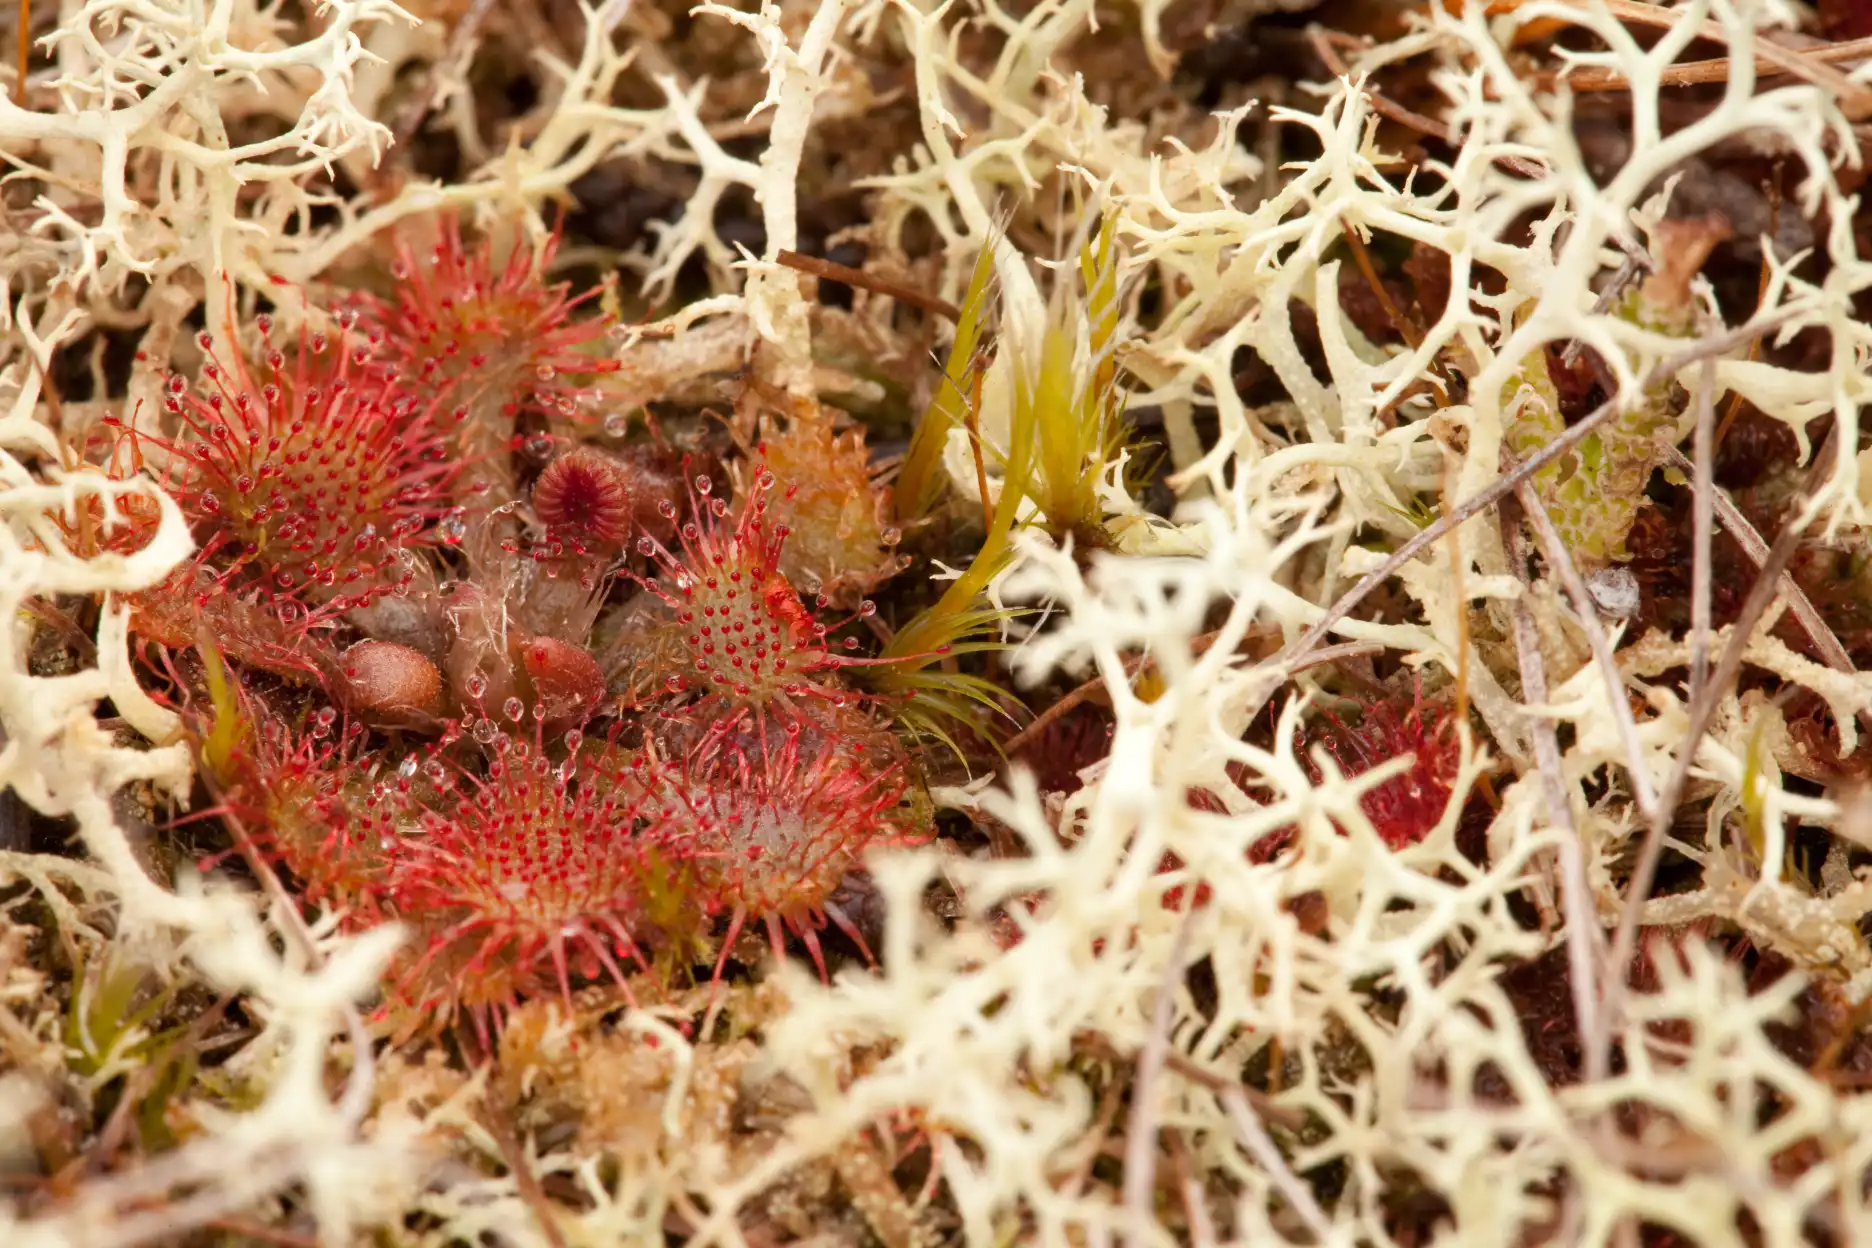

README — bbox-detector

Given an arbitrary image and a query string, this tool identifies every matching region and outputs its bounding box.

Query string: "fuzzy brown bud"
[519,634,605,729]
[337,640,445,729]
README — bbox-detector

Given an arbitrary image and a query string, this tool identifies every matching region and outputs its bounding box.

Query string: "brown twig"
[1544,35,1872,96]
[1688,360,1716,720]
[1585,469,1818,1085]
[777,249,962,323]
[481,1098,570,1248]
[15,0,28,106]
[1159,1053,1305,1131]
[1500,519,1595,1243]
[1487,0,1872,120]
[1660,443,1871,733]
[1507,471,1659,822]
[1217,1086,1333,1241]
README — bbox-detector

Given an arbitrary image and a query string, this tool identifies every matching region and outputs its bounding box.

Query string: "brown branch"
[15,0,27,106]
[1485,0,1872,120]
[1500,518,1597,1245]
[481,1099,570,1248]
[1508,469,1660,821]
[1546,35,1872,96]
[777,249,961,323]
[1586,442,1825,1084]
[1121,908,1197,1248]
[1660,443,1870,733]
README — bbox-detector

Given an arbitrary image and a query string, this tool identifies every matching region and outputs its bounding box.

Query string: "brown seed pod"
[518,634,605,729]
[336,639,445,729]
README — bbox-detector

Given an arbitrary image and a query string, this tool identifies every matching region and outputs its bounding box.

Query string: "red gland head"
[152,321,460,623]
[633,463,875,708]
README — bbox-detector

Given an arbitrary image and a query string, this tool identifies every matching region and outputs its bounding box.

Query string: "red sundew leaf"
[628,461,882,711]
[379,723,673,1039]
[121,319,464,633]
[626,700,934,983]
[347,213,621,431]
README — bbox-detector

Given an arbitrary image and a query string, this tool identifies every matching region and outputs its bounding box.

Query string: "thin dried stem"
[1502,519,1596,1242]
[1242,312,1801,727]
[1490,0,1872,119]
[482,1099,572,1248]
[1218,1086,1334,1242]
[1660,444,1863,689]
[14,0,26,106]
[1689,360,1716,715]
[1509,470,1659,821]
[1546,35,1872,95]
[1122,907,1197,1248]
[1587,500,1813,1084]
[777,249,961,322]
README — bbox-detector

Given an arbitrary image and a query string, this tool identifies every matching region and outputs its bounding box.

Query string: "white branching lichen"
[2,0,1872,1242]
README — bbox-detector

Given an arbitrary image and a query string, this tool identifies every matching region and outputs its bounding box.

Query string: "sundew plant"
[3,0,1872,1243]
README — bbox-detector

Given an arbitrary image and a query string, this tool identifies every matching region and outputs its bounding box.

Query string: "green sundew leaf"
[896,244,998,524]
